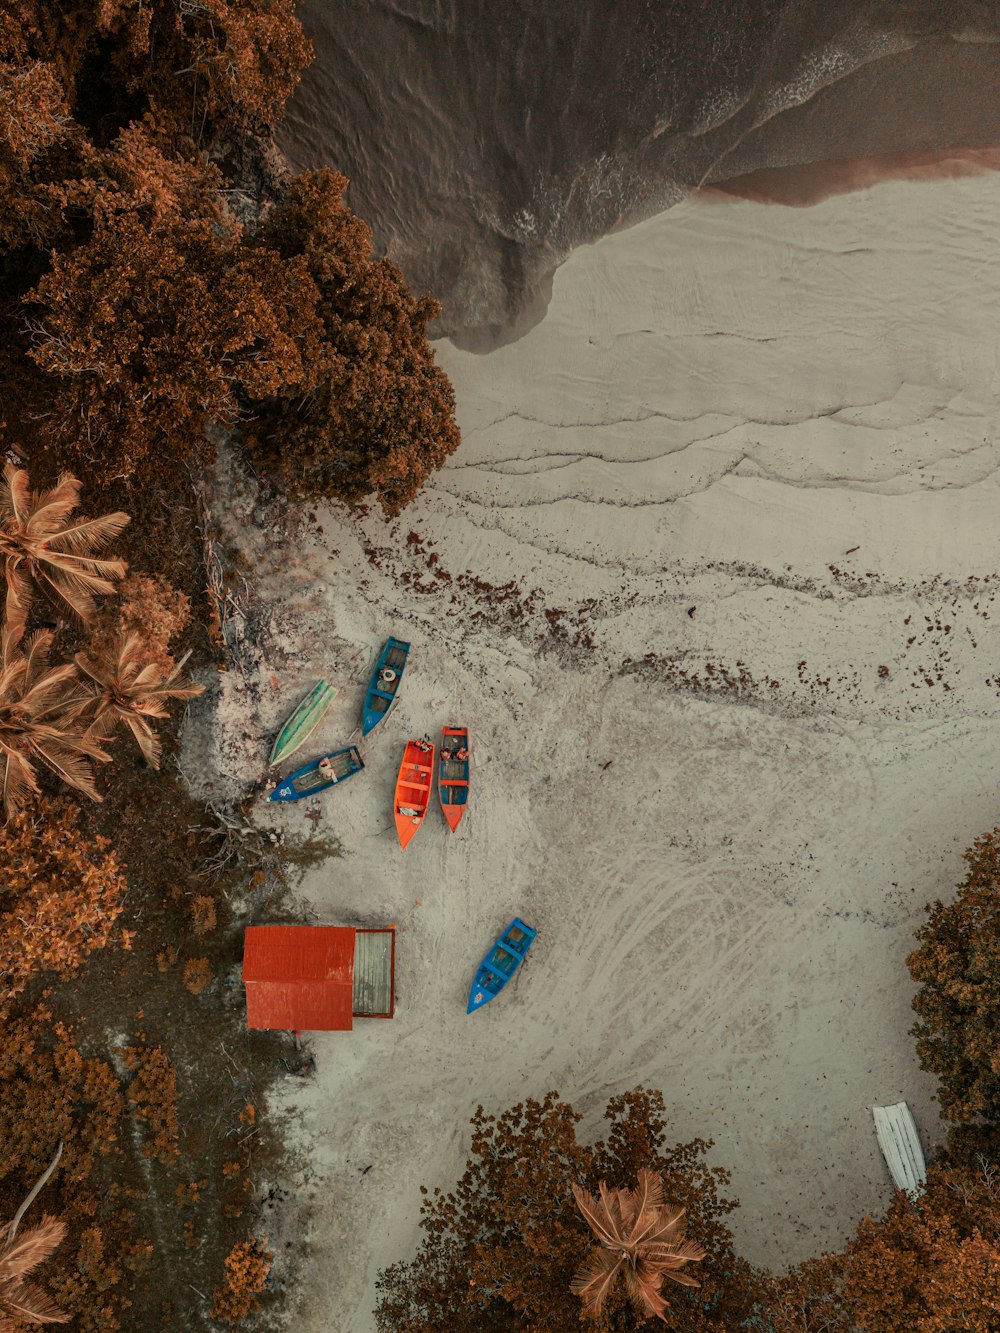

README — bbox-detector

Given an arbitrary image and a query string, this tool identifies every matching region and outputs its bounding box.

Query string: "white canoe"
[872,1102,926,1196]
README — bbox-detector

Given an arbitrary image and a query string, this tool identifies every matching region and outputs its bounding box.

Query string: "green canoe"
[269,679,338,767]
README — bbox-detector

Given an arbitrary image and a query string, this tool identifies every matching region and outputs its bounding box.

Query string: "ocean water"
[277,2,1000,343]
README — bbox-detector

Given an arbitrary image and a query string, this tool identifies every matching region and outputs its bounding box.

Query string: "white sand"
[195,173,1000,1329]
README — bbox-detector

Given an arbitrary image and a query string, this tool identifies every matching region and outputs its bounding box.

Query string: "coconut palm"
[0,463,130,642]
[1,1144,69,1328]
[75,633,203,769]
[570,1169,706,1323]
[0,625,110,818]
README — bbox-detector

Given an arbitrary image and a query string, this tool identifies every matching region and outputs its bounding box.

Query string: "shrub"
[124,1044,180,1163]
[182,957,213,996]
[88,573,192,678]
[210,1238,272,1325]
[245,169,461,515]
[908,829,1000,1126]
[0,800,127,1010]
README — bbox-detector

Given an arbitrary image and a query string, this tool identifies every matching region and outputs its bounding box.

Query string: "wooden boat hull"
[394,739,434,849]
[362,637,410,737]
[268,746,364,802]
[438,725,469,832]
[467,917,536,1014]
[269,680,337,767]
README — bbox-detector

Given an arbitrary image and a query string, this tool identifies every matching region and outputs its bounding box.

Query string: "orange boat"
[393,739,435,849]
[438,726,470,832]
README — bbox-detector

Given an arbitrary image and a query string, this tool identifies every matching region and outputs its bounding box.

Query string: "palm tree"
[0,463,129,642]
[75,634,203,769]
[0,626,110,818]
[1,1144,69,1327]
[570,1169,706,1323]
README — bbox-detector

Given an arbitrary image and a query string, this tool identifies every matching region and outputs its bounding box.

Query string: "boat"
[362,638,410,737]
[438,725,470,832]
[268,746,364,802]
[873,1102,926,1197]
[393,739,435,849]
[467,918,537,1014]
[269,679,338,767]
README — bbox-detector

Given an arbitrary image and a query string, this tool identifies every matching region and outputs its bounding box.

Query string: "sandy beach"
[187,170,1000,1329]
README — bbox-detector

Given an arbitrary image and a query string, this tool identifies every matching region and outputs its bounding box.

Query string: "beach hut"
[242,925,395,1031]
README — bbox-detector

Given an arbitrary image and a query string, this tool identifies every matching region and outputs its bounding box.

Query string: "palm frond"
[0,749,39,820]
[40,511,131,553]
[572,1182,625,1250]
[621,1261,670,1322]
[0,1218,66,1282]
[121,711,162,768]
[0,463,32,526]
[0,1276,71,1324]
[569,1245,622,1315]
[30,739,102,802]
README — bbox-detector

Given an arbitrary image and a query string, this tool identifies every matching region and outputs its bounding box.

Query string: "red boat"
[438,726,470,833]
[393,740,435,849]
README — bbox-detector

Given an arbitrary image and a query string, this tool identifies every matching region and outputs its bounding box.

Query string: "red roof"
[243,926,356,1031]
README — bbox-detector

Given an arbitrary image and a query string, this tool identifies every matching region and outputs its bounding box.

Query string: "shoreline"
[193,170,1000,1328]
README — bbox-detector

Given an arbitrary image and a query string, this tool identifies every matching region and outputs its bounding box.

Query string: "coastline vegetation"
[375,846,1000,1331]
[1,0,459,1326]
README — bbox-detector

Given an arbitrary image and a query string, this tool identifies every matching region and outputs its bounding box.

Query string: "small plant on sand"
[210,1237,272,1325]
[571,1169,705,1322]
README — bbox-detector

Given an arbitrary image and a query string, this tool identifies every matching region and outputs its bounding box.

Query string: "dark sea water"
[276,2,1000,344]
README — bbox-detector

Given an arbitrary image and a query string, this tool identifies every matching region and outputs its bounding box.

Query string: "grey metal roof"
[352,929,395,1017]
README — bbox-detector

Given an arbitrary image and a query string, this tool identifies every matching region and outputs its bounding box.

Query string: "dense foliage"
[375,1087,759,1333]
[908,829,1000,1130]
[0,800,127,1010]
[2,0,458,507]
[246,169,461,513]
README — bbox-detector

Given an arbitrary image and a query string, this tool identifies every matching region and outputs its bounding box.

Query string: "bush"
[245,169,461,515]
[88,572,192,677]
[375,1087,756,1333]
[0,800,127,1010]
[908,829,1000,1126]
[210,1237,272,1325]
[124,1043,180,1163]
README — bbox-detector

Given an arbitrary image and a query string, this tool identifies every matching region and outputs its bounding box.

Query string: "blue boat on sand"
[269,746,364,802]
[467,918,537,1014]
[362,637,410,737]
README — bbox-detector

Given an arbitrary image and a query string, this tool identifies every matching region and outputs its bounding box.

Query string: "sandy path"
[195,173,1000,1329]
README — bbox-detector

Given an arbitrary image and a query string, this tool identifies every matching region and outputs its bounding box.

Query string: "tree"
[375,1088,757,1333]
[246,169,461,515]
[571,1171,705,1322]
[0,628,110,819]
[27,203,323,483]
[74,633,203,768]
[0,464,129,641]
[908,829,1000,1126]
[0,799,127,1008]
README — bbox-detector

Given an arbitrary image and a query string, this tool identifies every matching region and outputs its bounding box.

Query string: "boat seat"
[439,778,466,786]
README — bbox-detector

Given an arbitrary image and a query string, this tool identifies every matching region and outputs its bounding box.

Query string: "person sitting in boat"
[440,747,453,761]
[318,756,335,778]
[456,746,469,762]
[416,736,432,753]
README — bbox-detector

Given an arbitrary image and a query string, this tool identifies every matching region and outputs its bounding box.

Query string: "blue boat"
[362,637,410,737]
[268,746,364,802]
[467,918,537,1014]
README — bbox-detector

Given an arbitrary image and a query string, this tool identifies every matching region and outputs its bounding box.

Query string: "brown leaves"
[570,1169,705,1322]
[0,800,127,1010]
[0,1214,69,1328]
